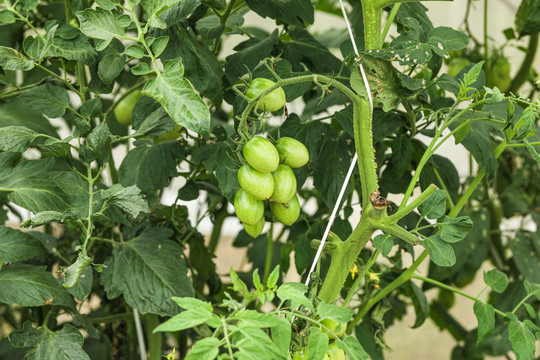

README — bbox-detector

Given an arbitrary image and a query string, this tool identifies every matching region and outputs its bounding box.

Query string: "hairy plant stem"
[509,32,539,93]
[318,211,376,304]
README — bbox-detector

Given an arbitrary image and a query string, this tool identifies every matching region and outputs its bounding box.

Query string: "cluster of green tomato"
[234,136,309,237]
[289,319,347,360]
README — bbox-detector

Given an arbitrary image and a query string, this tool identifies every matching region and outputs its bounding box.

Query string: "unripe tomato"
[243,136,280,173]
[238,163,274,200]
[270,164,297,203]
[154,124,184,143]
[489,57,511,92]
[325,343,346,360]
[114,90,142,126]
[245,78,286,112]
[320,319,347,339]
[270,194,300,225]
[447,58,471,78]
[275,137,309,168]
[234,189,264,226]
[291,350,307,360]
[243,217,265,238]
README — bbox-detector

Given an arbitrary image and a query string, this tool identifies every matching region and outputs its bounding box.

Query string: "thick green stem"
[208,204,228,254]
[142,314,162,360]
[263,223,274,284]
[509,32,539,93]
[318,213,376,304]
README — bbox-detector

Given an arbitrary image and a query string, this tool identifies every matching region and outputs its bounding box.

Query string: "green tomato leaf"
[98,53,126,85]
[0,126,38,152]
[154,297,214,332]
[76,8,126,42]
[47,31,97,66]
[0,99,59,136]
[0,264,75,309]
[103,227,194,316]
[422,235,456,267]
[245,0,314,26]
[523,139,540,166]
[184,337,220,360]
[418,189,447,219]
[473,301,495,345]
[276,282,313,312]
[141,0,181,19]
[0,154,71,213]
[224,30,278,81]
[524,278,540,300]
[19,84,71,118]
[125,44,145,58]
[462,61,485,88]
[0,226,47,264]
[101,184,149,218]
[191,141,239,203]
[0,46,35,71]
[340,335,369,360]
[372,234,394,257]
[351,55,402,112]
[509,230,540,283]
[307,327,328,360]
[86,122,112,165]
[317,301,354,323]
[428,26,468,51]
[483,269,509,293]
[390,135,414,177]
[160,26,223,106]
[143,59,210,136]
[439,216,473,243]
[515,0,540,36]
[118,140,184,198]
[313,132,353,209]
[508,318,536,360]
[9,323,89,360]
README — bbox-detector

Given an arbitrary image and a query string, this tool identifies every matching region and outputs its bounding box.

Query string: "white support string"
[302,0,374,289]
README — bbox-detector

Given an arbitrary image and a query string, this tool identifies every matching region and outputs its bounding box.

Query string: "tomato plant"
[0,0,539,359]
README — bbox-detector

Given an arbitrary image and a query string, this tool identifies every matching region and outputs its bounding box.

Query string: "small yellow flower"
[350,263,359,279]
[369,272,380,282]
[165,348,176,360]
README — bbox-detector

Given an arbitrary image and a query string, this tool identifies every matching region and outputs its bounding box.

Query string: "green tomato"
[325,343,345,360]
[243,217,265,238]
[245,78,286,112]
[275,137,309,168]
[447,58,471,78]
[270,164,297,204]
[490,57,511,92]
[320,319,347,339]
[234,189,264,226]
[154,124,184,143]
[114,90,142,126]
[238,163,274,200]
[291,350,307,360]
[270,194,300,226]
[243,136,280,173]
